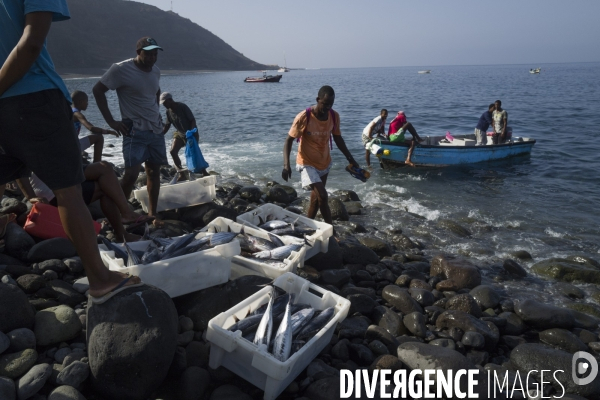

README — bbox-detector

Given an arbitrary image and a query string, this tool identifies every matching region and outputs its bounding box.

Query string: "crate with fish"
[206,272,350,400]
[201,217,308,279]
[133,174,217,213]
[97,229,240,298]
[236,203,333,260]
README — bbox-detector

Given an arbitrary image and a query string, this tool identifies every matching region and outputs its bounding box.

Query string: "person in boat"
[160,92,209,178]
[282,85,359,225]
[71,90,120,163]
[93,37,167,220]
[362,109,388,167]
[0,0,141,299]
[492,100,508,144]
[388,111,424,167]
[16,162,148,243]
[475,104,495,145]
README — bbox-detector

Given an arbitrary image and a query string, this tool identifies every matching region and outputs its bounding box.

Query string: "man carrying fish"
[282,86,360,226]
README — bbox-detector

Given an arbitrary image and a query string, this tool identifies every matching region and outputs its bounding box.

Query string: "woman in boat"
[388,111,424,167]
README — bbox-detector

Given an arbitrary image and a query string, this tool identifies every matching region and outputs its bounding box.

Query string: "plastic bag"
[24,203,101,239]
[185,128,209,173]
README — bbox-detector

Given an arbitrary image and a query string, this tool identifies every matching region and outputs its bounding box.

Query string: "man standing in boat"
[282,86,359,225]
[93,37,167,219]
[362,109,388,168]
[492,100,508,144]
[474,104,495,145]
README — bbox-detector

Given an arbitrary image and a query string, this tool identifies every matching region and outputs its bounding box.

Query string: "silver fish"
[229,313,264,336]
[259,220,289,231]
[210,227,243,247]
[253,287,275,347]
[251,293,291,317]
[267,233,285,248]
[296,307,335,341]
[272,296,293,361]
[169,174,179,185]
[141,223,150,240]
[151,237,172,248]
[271,227,316,237]
[123,240,141,267]
[99,236,128,263]
[253,243,304,261]
[245,234,278,252]
[160,232,197,260]
[290,307,315,335]
[141,244,161,264]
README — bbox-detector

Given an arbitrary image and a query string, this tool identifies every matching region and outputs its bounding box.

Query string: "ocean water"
[65,63,600,300]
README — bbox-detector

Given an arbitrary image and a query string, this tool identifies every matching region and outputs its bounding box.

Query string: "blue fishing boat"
[374,134,536,167]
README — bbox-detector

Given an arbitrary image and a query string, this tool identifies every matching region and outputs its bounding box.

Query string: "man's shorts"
[0,89,84,190]
[474,128,487,145]
[122,130,168,168]
[296,162,332,190]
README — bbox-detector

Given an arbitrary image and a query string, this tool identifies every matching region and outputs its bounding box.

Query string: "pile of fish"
[228,287,335,362]
[99,227,241,267]
[255,214,317,239]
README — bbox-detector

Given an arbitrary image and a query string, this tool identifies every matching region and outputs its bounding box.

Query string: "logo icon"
[572,351,598,385]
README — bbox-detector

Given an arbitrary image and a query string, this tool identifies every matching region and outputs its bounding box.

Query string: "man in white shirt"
[93,37,166,218]
[362,109,388,167]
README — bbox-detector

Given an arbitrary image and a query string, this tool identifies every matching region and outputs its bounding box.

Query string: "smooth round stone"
[368,340,389,356]
[331,340,349,362]
[502,259,528,277]
[461,331,486,349]
[17,363,52,400]
[347,294,378,315]
[539,328,588,353]
[56,361,90,388]
[0,332,10,355]
[403,312,427,338]
[0,349,38,379]
[381,285,423,314]
[445,293,482,318]
[48,385,87,400]
[54,348,72,364]
[0,376,16,400]
[34,305,82,346]
[429,338,456,350]
[6,328,35,353]
[16,275,45,294]
[469,285,501,310]
[178,316,194,333]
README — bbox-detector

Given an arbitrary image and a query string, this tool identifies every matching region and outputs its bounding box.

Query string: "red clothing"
[388,114,407,135]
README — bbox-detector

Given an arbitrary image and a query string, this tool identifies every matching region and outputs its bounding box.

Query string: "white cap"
[159,92,172,104]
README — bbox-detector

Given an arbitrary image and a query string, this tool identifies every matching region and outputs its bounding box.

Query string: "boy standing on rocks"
[282,86,359,225]
[0,0,141,299]
[93,37,166,219]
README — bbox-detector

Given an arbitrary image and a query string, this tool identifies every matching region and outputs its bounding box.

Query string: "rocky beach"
[2,162,600,400]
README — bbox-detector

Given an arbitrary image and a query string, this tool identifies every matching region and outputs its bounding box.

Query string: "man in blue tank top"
[474,104,495,145]
[0,0,142,300]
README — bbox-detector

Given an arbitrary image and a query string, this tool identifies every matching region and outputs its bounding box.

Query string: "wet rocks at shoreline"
[2,166,600,399]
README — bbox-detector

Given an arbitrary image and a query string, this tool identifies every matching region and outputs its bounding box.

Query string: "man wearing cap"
[160,92,209,177]
[93,37,166,217]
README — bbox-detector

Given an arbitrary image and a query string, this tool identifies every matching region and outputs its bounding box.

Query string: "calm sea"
[65,63,600,291]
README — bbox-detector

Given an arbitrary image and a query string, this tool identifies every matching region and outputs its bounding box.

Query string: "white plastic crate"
[207,273,350,400]
[98,232,239,298]
[236,204,333,260]
[201,217,305,279]
[133,175,217,213]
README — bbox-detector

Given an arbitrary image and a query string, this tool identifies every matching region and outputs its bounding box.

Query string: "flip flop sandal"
[89,275,144,305]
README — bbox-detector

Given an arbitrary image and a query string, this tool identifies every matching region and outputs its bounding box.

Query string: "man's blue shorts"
[122,130,168,168]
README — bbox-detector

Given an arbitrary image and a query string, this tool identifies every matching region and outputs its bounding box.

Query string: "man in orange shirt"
[282,86,359,225]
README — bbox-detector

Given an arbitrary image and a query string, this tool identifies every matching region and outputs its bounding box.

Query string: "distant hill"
[47,0,273,74]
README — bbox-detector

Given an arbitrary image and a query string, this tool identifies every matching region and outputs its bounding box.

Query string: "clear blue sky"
[138,0,600,68]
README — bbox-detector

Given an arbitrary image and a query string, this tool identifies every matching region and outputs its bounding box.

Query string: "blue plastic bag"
[184,128,209,173]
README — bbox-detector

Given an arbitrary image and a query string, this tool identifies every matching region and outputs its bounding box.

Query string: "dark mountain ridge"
[47,0,272,74]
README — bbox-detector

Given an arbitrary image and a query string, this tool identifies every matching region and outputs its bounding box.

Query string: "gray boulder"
[48,385,87,400]
[436,310,499,348]
[27,239,77,263]
[469,285,501,309]
[539,328,588,353]
[0,376,15,400]
[87,285,178,400]
[339,240,380,265]
[328,198,349,221]
[0,349,38,379]
[16,275,45,294]
[7,328,35,352]
[0,332,9,354]
[430,255,481,290]
[514,299,575,330]
[0,284,35,334]
[34,305,82,346]
[358,236,392,258]
[45,280,86,308]
[511,343,600,398]
[56,361,89,388]
[304,237,343,271]
[381,285,423,314]
[503,259,528,277]
[403,312,427,338]
[445,293,482,317]
[17,363,52,400]
[238,186,262,203]
[266,187,290,204]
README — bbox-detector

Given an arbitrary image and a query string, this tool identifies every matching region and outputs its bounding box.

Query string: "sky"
[137,0,600,69]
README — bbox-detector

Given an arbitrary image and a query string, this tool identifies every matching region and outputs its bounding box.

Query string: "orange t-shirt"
[288,108,341,171]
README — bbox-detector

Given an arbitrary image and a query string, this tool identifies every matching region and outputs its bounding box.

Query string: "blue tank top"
[72,107,81,135]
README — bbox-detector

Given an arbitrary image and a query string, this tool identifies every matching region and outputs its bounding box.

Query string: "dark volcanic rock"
[175,287,230,331]
[305,237,344,271]
[339,241,380,265]
[436,310,499,348]
[238,186,262,203]
[0,283,35,333]
[87,285,178,400]
[514,299,575,330]
[445,293,482,317]
[348,294,378,315]
[28,238,77,262]
[266,187,290,204]
[320,269,351,287]
[4,224,35,261]
[358,237,393,258]
[381,285,423,314]
[502,259,528,277]
[430,255,481,290]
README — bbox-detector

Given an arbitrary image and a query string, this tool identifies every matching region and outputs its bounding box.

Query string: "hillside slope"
[47,0,271,74]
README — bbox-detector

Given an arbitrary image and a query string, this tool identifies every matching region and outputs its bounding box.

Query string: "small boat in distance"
[244,71,282,83]
[529,68,541,74]
[418,70,431,74]
[278,53,290,73]
[375,133,535,167]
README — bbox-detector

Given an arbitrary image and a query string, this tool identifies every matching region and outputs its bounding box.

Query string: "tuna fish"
[272,296,293,362]
[267,233,285,248]
[251,293,291,317]
[253,287,275,347]
[210,227,243,247]
[296,307,335,341]
[253,243,305,261]
[160,232,197,260]
[290,307,315,335]
[99,236,128,263]
[229,313,264,336]
[245,233,278,252]
[141,244,161,264]
[259,220,290,231]
[123,240,141,267]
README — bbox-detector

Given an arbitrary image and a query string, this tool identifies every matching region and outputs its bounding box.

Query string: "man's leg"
[120,165,141,200]
[169,138,185,170]
[404,123,423,141]
[365,150,371,167]
[308,174,332,224]
[54,185,141,296]
[145,161,161,217]
[405,140,416,167]
[92,184,139,243]
[89,135,104,163]
[85,162,151,223]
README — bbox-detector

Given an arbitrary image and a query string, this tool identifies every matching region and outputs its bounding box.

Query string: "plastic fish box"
[201,217,306,279]
[236,203,333,260]
[133,175,217,213]
[98,232,240,298]
[206,272,350,400]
